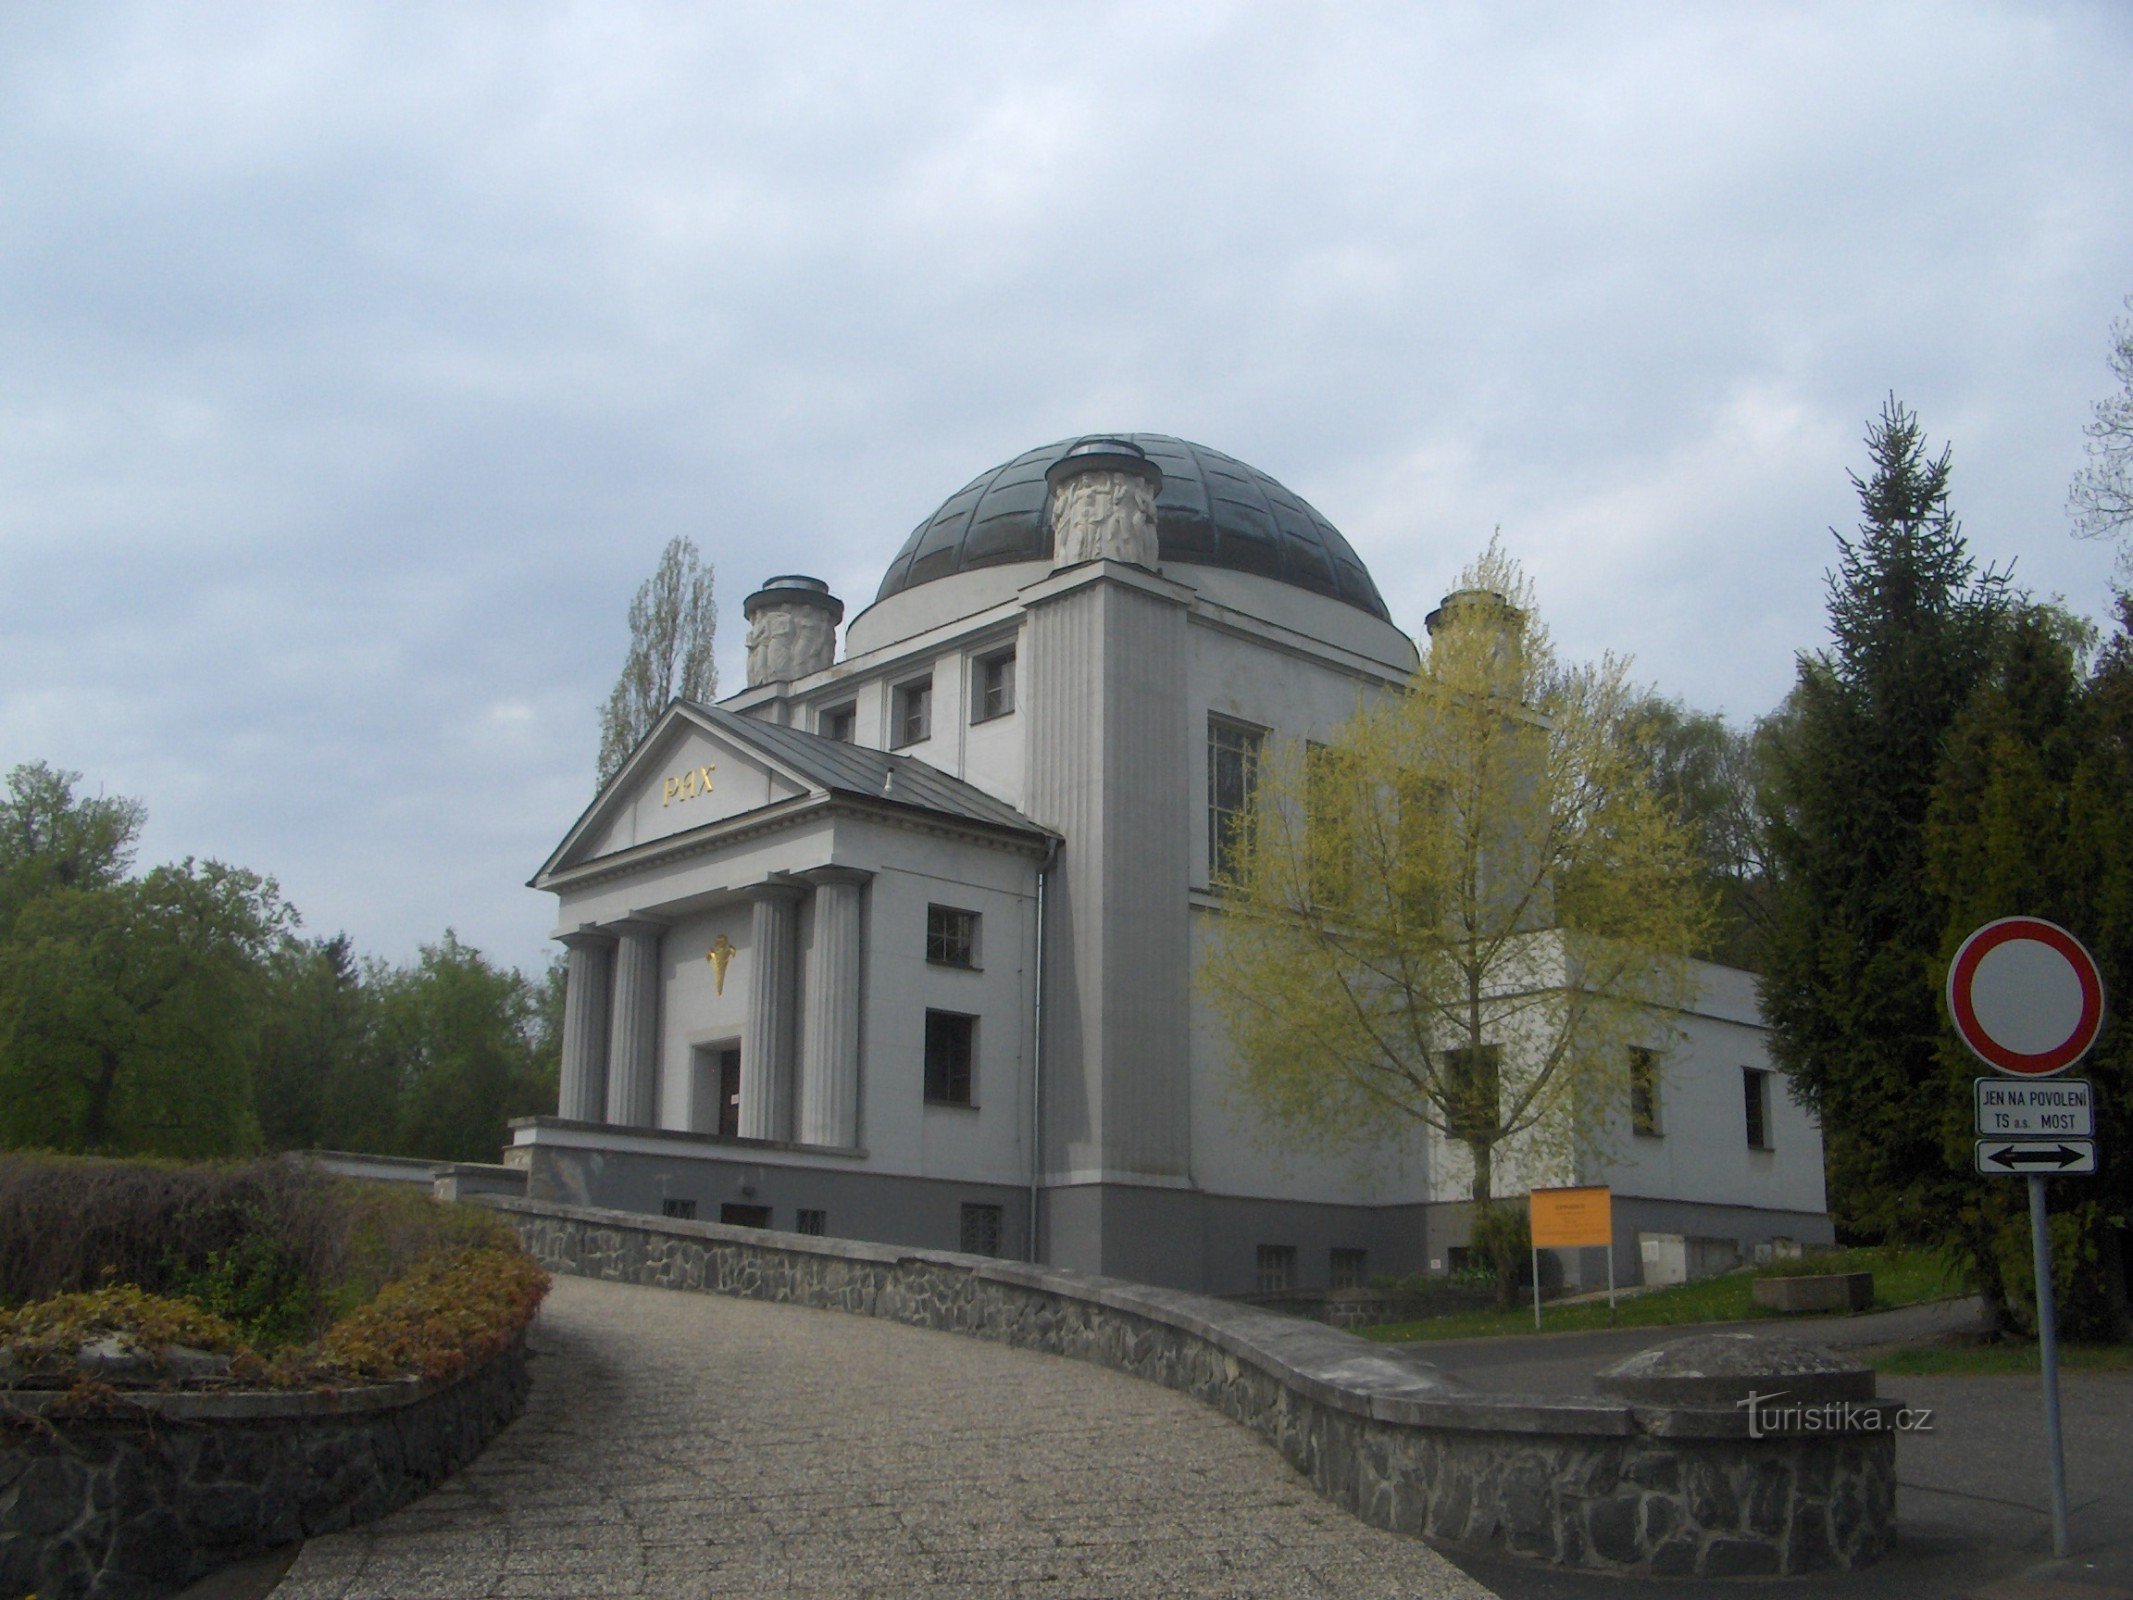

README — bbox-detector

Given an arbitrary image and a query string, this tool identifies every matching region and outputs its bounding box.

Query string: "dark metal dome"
[873,434,1390,621]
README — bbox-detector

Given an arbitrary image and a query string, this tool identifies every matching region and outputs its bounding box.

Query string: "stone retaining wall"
[0,1334,529,1600]
[487,1197,1898,1578]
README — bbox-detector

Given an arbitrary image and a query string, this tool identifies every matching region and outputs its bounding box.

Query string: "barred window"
[795,1208,827,1237]
[960,1202,1003,1257]
[1208,717,1265,884]
[660,1198,697,1221]
[1256,1244,1297,1293]
[927,905,978,968]
[1330,1248,1369,1290]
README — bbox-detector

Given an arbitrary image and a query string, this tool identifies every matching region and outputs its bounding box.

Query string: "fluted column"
[556,927,614,1123]
[799,867,871,1148]
[604,917,666,1128]
[741,881,805,1141]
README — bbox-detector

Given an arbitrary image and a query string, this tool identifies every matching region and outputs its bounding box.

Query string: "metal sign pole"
[1947,918,2103,1563]
[2028,1172,2071,1558]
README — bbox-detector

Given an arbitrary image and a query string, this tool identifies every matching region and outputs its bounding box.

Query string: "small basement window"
[960,1202,1003,1257]
[795,1208,827,1236]
[1330,1248,1369,1290]
[1256,1244,1296,1293]
[661,1198,698,1221]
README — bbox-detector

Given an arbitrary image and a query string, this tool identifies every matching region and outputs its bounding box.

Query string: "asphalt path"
[1404,1301,2133,1600]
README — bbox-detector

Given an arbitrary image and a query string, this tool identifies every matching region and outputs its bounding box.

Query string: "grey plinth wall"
[485,1197,1898,1578]
[0,1335,529,1600]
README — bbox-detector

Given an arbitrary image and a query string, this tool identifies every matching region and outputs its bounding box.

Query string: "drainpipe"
[1028,835,1060,1264]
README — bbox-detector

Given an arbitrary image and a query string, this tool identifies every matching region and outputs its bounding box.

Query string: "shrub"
[0,1283,243,1366]
[0,1154,547,1389]
[306,1247,549,1385]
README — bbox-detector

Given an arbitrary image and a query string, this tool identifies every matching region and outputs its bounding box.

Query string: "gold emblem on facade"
[663,763,718,806]
[706,933,735,994]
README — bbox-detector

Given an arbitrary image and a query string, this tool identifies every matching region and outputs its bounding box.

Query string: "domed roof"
[873,434,1390,621]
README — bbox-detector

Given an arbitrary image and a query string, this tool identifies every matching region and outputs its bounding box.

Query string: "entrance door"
[718,1046,742,1137]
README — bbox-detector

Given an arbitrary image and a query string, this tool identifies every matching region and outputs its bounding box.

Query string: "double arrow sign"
[1975,1140,2097,1175]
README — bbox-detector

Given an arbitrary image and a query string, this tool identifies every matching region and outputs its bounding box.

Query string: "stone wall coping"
[0,1369,453,1425]
[1631,1398,1909,1440]
[477,1197,1877,1444]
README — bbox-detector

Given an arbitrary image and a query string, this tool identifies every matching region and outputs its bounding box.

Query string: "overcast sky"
[3,2,2129,980]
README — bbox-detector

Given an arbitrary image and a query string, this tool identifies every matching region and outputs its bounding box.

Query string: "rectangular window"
[818,702,856,743]
[661,1198,698,1221]
[1630,1048,1662,1137]
[972,648,1016,722]
[718,1046,741,1138]
[1744,1068,1773,1150]
[1330,1248,1369,1290]
[1208,716,1265,884]
[796,1208,827,1237]
[960,1202,1003,1256]
[892,676,933,747]
[720,1202,772,1228]
[1256,1244,1297,1293]
[926,905,978,968]
[924,1010,976,1105]
[1442,1043,1502,1146]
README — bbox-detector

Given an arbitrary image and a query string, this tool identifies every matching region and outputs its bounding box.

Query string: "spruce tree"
[1761,399,2008,1245]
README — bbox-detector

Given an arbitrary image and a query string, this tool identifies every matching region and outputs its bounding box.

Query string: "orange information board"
[1528,1185,1613,1249]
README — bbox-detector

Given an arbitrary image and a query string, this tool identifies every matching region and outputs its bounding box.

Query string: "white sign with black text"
[1975,1078,2094,1138]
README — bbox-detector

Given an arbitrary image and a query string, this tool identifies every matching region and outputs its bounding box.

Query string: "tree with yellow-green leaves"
[1200,542,1710,1208]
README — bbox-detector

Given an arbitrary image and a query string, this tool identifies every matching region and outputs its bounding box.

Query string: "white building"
[515,435,1830,1295]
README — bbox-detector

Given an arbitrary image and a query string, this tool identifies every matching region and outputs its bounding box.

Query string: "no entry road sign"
[1974,1140,2097,1176]
[1947,917,2108,1561]
[1947,918,2105,1078]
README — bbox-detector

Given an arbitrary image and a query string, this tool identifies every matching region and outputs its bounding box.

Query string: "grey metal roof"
[689,703,1050,841]
[874,434,1391,621]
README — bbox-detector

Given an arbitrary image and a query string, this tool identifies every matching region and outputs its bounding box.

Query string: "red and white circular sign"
[1947,917,2105,1078]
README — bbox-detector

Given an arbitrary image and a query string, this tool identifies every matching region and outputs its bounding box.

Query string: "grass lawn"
[1360,1247,1964,1344]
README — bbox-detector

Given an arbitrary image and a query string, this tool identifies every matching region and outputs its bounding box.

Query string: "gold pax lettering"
[661,763,719,807]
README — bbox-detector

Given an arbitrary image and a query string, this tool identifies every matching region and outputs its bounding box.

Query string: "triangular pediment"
[540,707,812,879]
